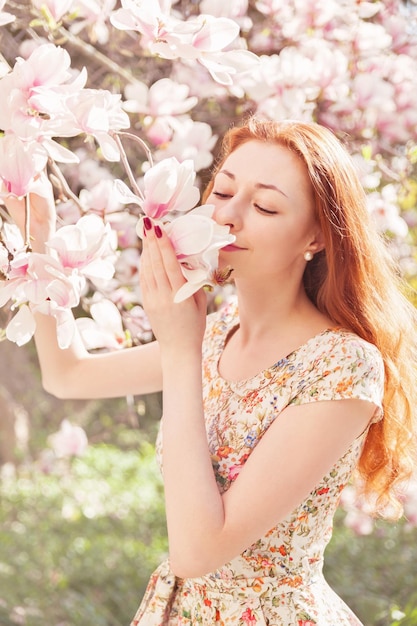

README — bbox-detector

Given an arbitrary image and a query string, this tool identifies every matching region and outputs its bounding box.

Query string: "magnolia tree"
[0,0,416,528]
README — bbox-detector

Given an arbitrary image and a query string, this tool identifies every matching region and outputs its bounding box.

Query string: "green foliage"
[0,443,167,626]
[324,510,417,626]
[390,593,417,626]
[1,443,416,626]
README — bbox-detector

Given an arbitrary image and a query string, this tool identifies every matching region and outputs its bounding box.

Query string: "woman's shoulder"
[291,327,385,409]
[314,327,383,369]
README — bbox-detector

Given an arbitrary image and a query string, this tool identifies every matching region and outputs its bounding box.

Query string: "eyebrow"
[218,169,289,198]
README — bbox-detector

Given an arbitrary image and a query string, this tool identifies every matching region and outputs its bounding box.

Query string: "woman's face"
[207,140,323,285]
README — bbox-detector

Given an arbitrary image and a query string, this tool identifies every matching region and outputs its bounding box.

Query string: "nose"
[212,196,243,231]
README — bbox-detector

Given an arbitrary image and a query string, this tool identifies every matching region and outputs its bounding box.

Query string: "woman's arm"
[4,187,162,399]
[141,222,377,579]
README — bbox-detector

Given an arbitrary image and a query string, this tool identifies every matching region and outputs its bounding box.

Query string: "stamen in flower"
[211,266,233,286]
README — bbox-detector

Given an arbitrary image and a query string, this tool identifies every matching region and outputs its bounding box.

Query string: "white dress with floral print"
[131,302,384,626]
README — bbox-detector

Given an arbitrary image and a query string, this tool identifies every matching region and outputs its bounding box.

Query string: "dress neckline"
[215,304,341,388]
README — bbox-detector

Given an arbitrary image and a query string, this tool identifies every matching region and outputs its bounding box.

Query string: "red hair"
[205,117,417,517]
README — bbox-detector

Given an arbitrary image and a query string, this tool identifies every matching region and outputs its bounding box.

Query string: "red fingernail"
[154,225,162,239]
[143,217,152,230]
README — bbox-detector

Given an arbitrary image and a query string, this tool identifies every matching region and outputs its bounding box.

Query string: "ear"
[307,227,325,254]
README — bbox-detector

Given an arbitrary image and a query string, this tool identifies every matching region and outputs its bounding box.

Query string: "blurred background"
[1,1,417,624]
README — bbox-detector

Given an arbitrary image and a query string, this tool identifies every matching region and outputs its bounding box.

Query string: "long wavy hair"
[204,116,417,517]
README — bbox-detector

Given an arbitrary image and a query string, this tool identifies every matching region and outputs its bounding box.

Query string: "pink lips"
[221,244,244,251]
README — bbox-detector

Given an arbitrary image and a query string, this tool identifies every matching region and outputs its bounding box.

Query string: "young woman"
[5,118,417,625]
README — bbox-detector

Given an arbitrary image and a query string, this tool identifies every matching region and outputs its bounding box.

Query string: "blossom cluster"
[0,0,415,349]
[0,43,130,199]
[0,212,117,348]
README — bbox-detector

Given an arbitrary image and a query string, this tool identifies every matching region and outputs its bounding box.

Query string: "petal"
[6,304,36,346]
[113,179,143,207]
[192,17,239,52]
[42,138,80,163]
[167,214,214,255]
[90,299,124,334]
[174,276,208,303]
[54,309,77,349]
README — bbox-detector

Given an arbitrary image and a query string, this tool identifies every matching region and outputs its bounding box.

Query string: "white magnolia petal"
[54,309,77,349]
[76,317,122,351]
[0,279,23,307]
[192,17,239,52]
[95,132,122,162]
[81,258,116,280]
[90,299,124,334]
[167,215,214,255]
[6,304,36,346]
[46,278,81,309]
[174,275,209,303]
[113,179,143,206]
[42,138,80,163]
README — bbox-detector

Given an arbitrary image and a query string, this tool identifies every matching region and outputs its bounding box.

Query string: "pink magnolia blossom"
[339,485,375,535]
[116,157,201,219]
[367,185,409,238]
[154,120,217,171]
[79,179,124,217]
[46,214,117,280]
[48,419,88,458]
[200,0,249,19]
[76,299,128,350]
[0,42,130,165]
[0,135,48,197]
[0,44,80,138]
[59,89,130,161]
[70,0,117,45]
[128,156,235,302]
[2,252,84,347]
[111,2,259,85]
[5,305,36,347]
[0,213,116,348]
[110,0,173,45]
[31,0,75,22]
[124,77,198,117]
[163,204,236,302]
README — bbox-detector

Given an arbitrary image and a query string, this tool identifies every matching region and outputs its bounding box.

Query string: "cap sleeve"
[289,331,384,423]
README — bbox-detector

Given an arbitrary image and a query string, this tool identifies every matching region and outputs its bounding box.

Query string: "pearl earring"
[304,251,314,261]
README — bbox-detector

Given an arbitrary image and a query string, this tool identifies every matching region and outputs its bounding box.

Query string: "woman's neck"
[233,281,331,345]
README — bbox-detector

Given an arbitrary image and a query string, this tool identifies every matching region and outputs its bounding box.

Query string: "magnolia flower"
[154,120,217,171]
[111,1,259,85]
[367,185,409,238]
[31,0,75,22]
[0,213,117,348]
[124,77,198,117]
[70,0,117,45]
[114,157,201,219]
[124,155,235,302]
[48,419,88,458]
[135,204,235,302]
[0,135,48,197]
[76,299,129,350]
[60,89,130,161]
[46,214,117,281]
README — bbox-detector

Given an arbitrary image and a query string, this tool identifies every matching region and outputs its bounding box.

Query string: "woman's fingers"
[140,218,186,298]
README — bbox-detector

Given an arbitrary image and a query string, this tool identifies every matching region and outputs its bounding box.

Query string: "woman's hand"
[139,217,207,355]
[3,172,56,252]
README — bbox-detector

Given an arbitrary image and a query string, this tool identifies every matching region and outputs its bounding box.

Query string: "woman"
[5,118,417,625]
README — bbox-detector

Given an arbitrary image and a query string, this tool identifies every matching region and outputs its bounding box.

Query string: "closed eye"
[213,191,231,199]
[255,204,277,215]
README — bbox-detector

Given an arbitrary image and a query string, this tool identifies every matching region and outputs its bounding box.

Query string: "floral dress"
[131,302,384,626]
